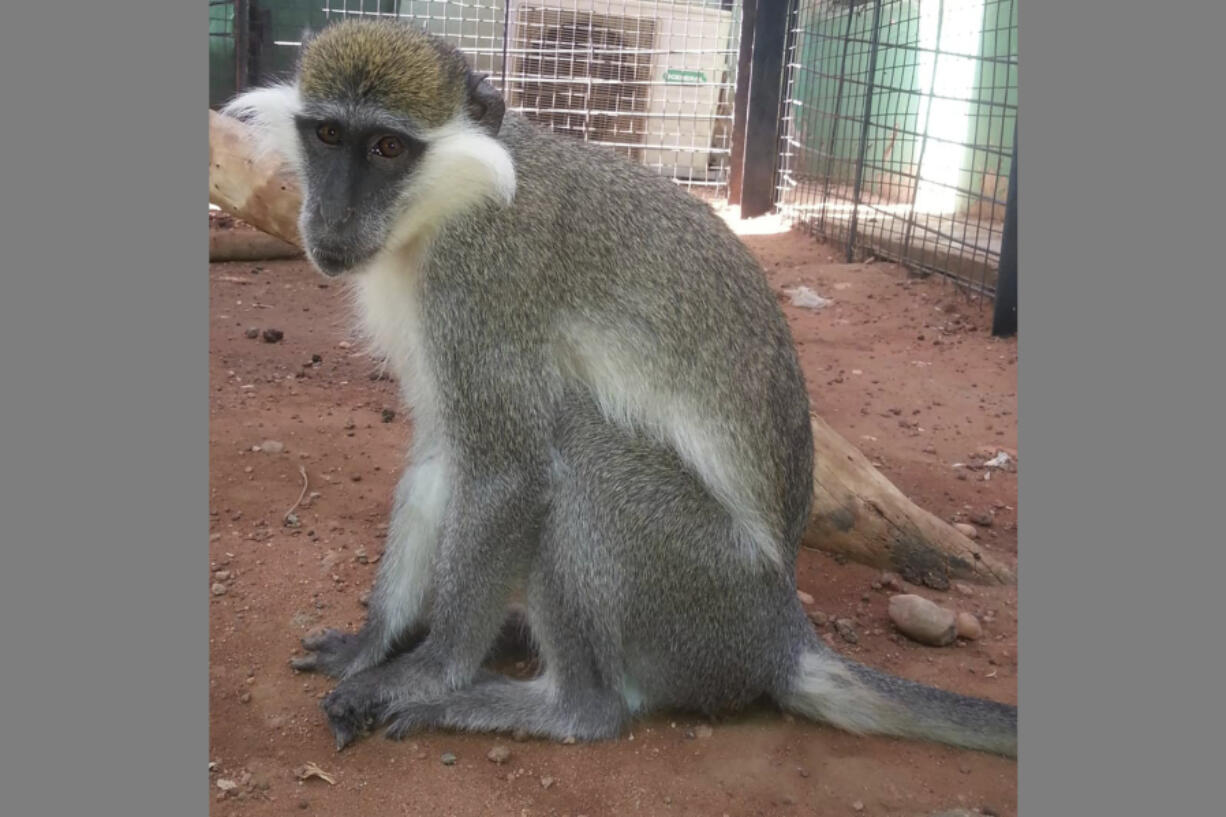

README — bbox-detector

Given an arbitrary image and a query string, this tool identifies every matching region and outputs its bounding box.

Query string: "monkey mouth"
[308,244,370,277]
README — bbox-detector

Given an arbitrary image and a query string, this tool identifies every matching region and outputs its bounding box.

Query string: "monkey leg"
[381,671,628,742]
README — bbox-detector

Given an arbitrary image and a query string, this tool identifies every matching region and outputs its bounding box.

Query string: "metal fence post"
[992,121,1018,337]
[234,0,251,93]
[739,0,791,218]
[845,0,883,263]
[728,0,758,207]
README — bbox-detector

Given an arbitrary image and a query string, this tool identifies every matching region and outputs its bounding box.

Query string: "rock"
[834,618,859,644]
[954,522,979,539]
[970,512,994,527]
[211,582,228,597]
[259,440,285,454]
[239,691,251,704]
[808,609,828,627]
[358,590,371,607]
[262,328,284,343]
[955,611,983,640]
[880,571,904,592]
[381,408,396,423]
[354,547,369,564]
[214,570,231,581]
[796,590,815,606]
[693,724,713,739]
[440,752,457,766]
[888,594,957,646]
[487,745,511,764]
[244,327,260,339]
[954,582,973,596]
[852,802,864,812]
[540,776,555,789]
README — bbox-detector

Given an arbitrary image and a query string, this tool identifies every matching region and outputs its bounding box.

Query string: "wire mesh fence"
[222,1,744,196]
[776,0,1017,295]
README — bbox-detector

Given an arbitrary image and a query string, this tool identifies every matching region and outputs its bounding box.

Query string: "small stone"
[693,724,713,739]
[970,512,994,527]
[954,522,979,539]
[381,408,396,423]
[954,582,973,596]
[261,328,284,343]
[888,594,957,646]
[358,590,371,607]
[487,745,511,764]
[512,729,529,742]
[807,609,828,627]
[297,800,310,810]
[796,590,815,606]
[561,735,576,744]
[239,691,251,704]
[959,761,972,774]
[259,440,285,454]
[311,354,323,364]
[880,572,904,592]
[835,618,859,644]
[440,752,457,766]
[540,776,555,789]
[354,547,369,564]
[211,582,228,596]
[955,611,983,640]
[852,801,864,812]
[214,570,231,581]
[244,327,260,339]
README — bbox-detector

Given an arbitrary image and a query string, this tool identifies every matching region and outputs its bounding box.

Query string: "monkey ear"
[465,72,506,137]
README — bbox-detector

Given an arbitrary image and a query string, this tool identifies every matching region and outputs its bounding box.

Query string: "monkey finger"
[290,653,319,671]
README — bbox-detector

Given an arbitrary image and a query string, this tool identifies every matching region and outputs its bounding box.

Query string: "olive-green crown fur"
[297,19,470,129]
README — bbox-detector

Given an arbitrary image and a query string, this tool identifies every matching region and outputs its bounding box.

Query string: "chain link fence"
[776,0,1017,295]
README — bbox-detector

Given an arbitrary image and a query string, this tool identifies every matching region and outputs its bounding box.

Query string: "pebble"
[880,572,904,592]
[381,408,396,423]
[834,618,859,644]
[540,776,555,789]
[852,801,864,812]
[440,752,457,766]
[239,692,251,704]
[807,609,828,627]
[211,582,228,597]
[970,512,994,527]
[693,724,713,739]
[358,590,371,607]
[954,522,979,539]
[954,582,974,596]
[487,745,511,764]
[354,547,369,564]
[259,440,285,454]
[796,590,815,606]
[261,328,284,343]
[214,570,231,581]
[955,611,983,640]
[887,594,957,646]
[244,327,260,339]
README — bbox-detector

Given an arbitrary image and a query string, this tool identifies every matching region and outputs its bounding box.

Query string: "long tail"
[779,646,1017,757]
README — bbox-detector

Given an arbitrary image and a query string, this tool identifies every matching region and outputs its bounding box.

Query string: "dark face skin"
[294,102,427,276]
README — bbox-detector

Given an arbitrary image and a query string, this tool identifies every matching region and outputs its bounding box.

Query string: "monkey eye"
[316,123,342,146]
[372,135,405,159]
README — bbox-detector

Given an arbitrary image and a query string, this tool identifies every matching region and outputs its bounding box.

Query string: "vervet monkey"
[223,18,1016,757]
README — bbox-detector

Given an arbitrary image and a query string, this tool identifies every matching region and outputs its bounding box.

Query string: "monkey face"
[294,103,428,276]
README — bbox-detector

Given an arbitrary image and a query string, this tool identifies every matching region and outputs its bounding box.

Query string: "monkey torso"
[356,113,815,572]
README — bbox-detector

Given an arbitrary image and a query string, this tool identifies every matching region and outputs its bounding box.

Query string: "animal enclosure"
[209,0,1016,302]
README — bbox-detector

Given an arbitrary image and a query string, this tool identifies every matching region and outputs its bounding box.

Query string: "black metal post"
[845,0,883,262]
[992,122,1018,337]
[234,0,251,92]
[727,0,758,207]
[739,0,790,218]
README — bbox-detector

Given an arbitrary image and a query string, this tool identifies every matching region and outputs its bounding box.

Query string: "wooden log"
[207,111,1015,587]
[209,109,302,247]
[805,414,1014,587]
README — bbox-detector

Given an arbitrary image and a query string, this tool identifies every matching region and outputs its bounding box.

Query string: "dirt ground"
[208,216,1018,817]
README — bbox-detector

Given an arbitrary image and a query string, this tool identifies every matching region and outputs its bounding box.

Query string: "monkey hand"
[290,628,367,679]
[321,651,451,750]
